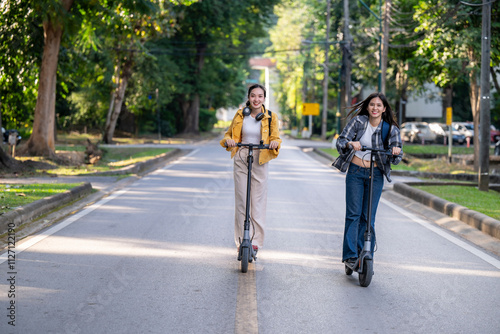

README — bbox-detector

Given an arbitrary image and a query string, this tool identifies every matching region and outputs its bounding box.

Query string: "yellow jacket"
[220,107,281,165]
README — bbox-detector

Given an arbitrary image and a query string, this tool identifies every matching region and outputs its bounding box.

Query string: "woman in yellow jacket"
[220,84,281,253]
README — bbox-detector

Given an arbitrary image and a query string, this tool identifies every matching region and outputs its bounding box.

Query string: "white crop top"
[354,123,377,161]
[241,115,262,144]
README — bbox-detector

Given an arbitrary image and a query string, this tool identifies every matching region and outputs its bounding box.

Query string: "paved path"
[1,139,499,333]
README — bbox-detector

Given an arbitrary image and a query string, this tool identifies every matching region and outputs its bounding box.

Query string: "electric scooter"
[344,146,399,287]
[235,141,270,273]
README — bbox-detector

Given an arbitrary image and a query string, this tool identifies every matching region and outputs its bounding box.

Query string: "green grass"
[321,144,494,157]
[1,146,173,212]
[101,147,171,165]
[55,144,86,152]
[414,185,500,220]
[0,183,83,214]
[402,144,494,156]
[319,148,339,158]
[317,148,476,174]
[55,131,193,146]
[45,147,173,175]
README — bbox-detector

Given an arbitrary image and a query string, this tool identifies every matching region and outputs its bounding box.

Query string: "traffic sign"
[446,107,452,125]
[303,103,320,116]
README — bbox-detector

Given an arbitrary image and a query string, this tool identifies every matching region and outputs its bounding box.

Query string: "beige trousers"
[233,148,268,249]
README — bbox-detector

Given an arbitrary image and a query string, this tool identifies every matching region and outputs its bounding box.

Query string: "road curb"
[0,182,93,235]
[391,170,500,184]
[0,148,185,236]
[393,182,500,240]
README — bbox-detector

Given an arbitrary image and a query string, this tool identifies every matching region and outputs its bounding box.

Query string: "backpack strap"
[268,110,272,131]
[381,121,391,149]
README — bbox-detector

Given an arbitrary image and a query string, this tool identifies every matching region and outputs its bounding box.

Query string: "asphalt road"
[1,138,499,333]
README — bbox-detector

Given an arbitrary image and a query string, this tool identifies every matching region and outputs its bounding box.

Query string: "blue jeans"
[342,163,384,262]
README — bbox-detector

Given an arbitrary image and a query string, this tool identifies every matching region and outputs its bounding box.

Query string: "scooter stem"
[243,145,254,235]
[365,151,375,245]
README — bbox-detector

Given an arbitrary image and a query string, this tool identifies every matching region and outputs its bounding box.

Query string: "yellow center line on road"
[235,265,259,334]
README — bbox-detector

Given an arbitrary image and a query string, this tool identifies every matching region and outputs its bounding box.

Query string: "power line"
[111,46,315,57]
[460,0,496,6]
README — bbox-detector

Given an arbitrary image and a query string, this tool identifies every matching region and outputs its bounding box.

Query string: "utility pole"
[156,88,161,143]
[339,0,352,132]
[478,0,491,191]
[343,0,352,113]
[321,0,331,140]
[381,0,391,94]
[359,0,382,92]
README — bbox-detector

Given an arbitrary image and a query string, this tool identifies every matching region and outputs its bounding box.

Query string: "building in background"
[405,83,443,121]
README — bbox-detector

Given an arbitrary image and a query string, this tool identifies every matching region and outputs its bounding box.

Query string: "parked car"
[490,125,500,143]
[400,122,437,144]
[428,122,466,145]
[453,122,474,143]
[2,127,22,145]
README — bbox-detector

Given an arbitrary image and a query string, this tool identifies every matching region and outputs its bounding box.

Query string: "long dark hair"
[346,92,399,128]
[245,84,267,109]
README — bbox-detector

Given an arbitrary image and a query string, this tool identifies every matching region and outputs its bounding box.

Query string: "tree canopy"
[267,0,500,135]
[1,0,499,158]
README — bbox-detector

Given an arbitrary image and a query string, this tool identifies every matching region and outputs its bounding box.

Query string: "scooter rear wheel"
[358,259,373,287]
[241,247,249,273]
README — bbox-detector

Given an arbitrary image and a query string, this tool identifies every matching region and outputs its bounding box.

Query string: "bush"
[199,108,217,132]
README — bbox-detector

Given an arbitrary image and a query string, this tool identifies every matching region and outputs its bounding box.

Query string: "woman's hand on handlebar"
[225,139,236,148]
[269,141,279,150]
[348,141,362,151]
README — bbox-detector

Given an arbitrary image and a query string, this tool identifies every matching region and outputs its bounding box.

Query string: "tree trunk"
[182,94,200,134]
[103,59,134,144]
[182,42,207,134]
[0,146,16,170]
[26,0,73,157]
[0,100,3,132]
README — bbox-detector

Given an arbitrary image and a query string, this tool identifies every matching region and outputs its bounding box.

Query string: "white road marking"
[0,149,201,264]
[0,189,127,264]
[382,198,500,270]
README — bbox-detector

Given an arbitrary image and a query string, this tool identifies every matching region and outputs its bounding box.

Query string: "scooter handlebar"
[236,141,271,149]
[361,146,403,157]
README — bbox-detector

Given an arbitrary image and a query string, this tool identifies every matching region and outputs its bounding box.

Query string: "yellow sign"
[302,103,320,116]
[446,107,452,125]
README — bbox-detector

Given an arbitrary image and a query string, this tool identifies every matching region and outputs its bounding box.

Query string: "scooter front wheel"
[240,247,249,273]
[358,259,373,287]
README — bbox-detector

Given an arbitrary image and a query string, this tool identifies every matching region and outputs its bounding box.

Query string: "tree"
[99,0,199,143]
[25,0,75,157]
[412,0,500,170]
[0,1,43,134]
[268,0,343,133]
[165,0,279,134]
